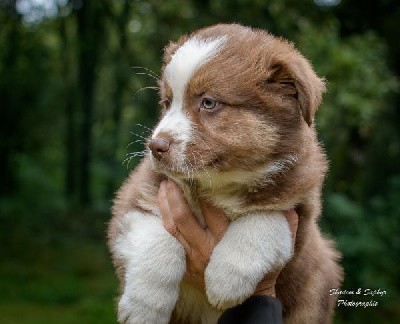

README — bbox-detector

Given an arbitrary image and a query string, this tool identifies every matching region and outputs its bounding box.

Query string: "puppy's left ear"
[289,56,326,126]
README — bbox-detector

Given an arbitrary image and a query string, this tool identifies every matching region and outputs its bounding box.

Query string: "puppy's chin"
[149,154,198,180]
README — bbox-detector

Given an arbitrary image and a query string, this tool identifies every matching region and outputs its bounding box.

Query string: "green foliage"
[296,20,398,197]
[295,20,400,322]
[1,0,399,323]
[0,240,116,323]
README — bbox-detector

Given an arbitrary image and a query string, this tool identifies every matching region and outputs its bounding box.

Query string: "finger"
[158,180,192,252]
[158,180,176,235]
[199,199,229,242]
[166,180,208,249]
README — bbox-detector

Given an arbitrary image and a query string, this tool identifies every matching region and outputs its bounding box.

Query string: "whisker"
[131,66,160,80]
[122,156,135,169]
[130,131,148,140]
[125,151,147,157]
[134,123,153,132]
[122,150,147,169]
[134,72,159,82]
[132,86,160,102]
[126,139,146,149]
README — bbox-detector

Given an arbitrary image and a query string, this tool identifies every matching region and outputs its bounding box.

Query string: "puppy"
[108,24,342,324]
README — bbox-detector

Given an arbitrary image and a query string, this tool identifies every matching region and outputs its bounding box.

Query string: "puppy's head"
[149,24,325,183]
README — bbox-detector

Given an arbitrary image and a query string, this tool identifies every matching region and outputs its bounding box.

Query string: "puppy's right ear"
[163,41,180,63]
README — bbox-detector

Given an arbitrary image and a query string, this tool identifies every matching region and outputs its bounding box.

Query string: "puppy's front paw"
[117,291,171,324]
[205,212,292,310]
[113,211,186,323]
[117,292,140,324]
[205,257,259,310]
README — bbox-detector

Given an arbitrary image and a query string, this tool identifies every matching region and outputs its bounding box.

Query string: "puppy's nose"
[148,138,170,159]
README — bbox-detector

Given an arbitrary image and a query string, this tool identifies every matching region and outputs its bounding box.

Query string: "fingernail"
[160,180,166,191]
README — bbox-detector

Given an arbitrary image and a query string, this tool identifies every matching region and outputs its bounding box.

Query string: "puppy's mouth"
[147,137,223,180]
[149,151,220,181]
[150,155,195,179]
[147,146,194,179]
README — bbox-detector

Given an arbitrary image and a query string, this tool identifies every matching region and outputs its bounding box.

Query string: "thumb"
[199,199,229,242]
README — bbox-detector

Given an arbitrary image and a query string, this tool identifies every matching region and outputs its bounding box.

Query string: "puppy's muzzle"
[148,137,170,160]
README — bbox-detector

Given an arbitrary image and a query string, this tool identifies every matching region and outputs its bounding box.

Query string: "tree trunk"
[60,15,78,205]
[106,0,131,198]
[76,1,102,206]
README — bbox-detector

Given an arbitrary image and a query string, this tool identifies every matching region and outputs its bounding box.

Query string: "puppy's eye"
[201,97,219,110]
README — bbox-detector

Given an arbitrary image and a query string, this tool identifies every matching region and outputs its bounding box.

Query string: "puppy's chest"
[179,182,256,224]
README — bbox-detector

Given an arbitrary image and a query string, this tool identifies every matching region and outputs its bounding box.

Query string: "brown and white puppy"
[108,24,343,324]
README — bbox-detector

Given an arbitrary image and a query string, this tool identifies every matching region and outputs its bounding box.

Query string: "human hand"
[158,179,298,296]
[158,179,229,290]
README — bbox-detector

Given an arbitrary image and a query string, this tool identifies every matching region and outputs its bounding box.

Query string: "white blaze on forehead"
[153,36,227,144]
[165,36,227,101]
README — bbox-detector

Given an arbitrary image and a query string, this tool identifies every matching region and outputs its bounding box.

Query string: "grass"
[1,213,398,324]
[0,238,118,323]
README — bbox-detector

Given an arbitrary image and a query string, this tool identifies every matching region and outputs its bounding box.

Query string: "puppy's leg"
[205,212,292,310]
[112,210,186,324]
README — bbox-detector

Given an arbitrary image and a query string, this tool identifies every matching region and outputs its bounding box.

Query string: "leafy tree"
[0,0,399,322]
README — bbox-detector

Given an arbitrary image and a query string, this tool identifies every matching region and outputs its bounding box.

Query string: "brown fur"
[108,24,342,323]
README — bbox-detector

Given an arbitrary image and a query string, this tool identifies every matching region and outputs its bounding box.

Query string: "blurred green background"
[1,0,399,323]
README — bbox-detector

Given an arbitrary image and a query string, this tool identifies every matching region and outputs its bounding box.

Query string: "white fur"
[152,37,227,167]
[152,105,191,147]
[205,212,292,310]
[114,211,186,324]
[164,36,227,104]
[197,155,299,189]
[209,195,245,217]
[264,154,298,176]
